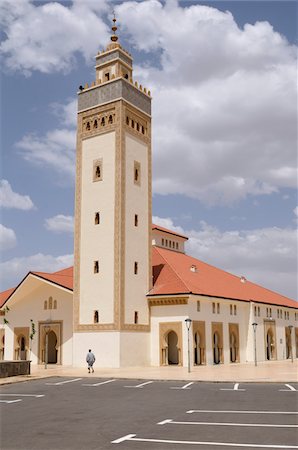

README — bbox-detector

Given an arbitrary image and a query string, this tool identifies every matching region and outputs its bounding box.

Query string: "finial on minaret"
[111,11,118,43]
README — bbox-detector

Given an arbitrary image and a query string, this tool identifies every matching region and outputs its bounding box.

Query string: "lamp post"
[288,325,293,363]
[185,318,192,373]
[252,322,258,367]
[44,324,50,369]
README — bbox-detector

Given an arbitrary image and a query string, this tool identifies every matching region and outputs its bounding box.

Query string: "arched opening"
[286,329,291,359]
[47,330,58,364]
[230,332,237,363]
[108,115,113,124]
[19,335,27,360]
[167,331,179,365]
[194,332,203,365]
[94,119,98,129]
[86,122,90,131]
[266,329,274,360]
[213,332,220,364]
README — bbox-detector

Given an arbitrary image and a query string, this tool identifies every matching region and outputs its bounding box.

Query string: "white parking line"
[45,378,82,385]
[280,384,297,392]
[221,383,245,391]
[124,381,153,388]
[157,419,298,428]
[187,410,298,415]
[0,399,22,404]
[82,379,115,387]
[0,394,44,397]
[171,382,194,390]
[111,434,298,448]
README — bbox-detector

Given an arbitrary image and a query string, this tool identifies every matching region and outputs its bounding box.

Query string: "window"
[176,242,178,250]
[169,241,171,248]
[94,310,99,323]
[101,117,105,126]
[136,122,140,132]
[284,311,286,320]
[95,212,100,225]
[287,311,289,320]
[93,159,103,182]
[217,303,220,314]
[94,261,99,274]
[141,125,145,134]
[277,309,279,318]
[131,119,135,128]
[254,306,257,316]
[86,122,90,131]
[108,114,113,124]
[105,72,110,82]
[134,161,140,185]
[134,214,138,227]
[266,307,269,318]
[234,305,237,316]
[269,308,272,318]
[49,297,53,309]
[165,239,168,246]
[94,119,98,129]
[44,300,47,310]
[134,311,138,324]
[126,116,130,125]
[53,300,57,310]
[134,262,138,275]
[258,306,260,317]
[212,302,215,314]
[162,238,164,245]
[197,301,200,312]
[230,305,233,315]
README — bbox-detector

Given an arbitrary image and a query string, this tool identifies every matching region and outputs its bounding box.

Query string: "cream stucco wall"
[124,133,150,325]
[79,132,116,324]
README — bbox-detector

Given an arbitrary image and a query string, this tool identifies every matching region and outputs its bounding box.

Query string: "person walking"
[86,349,96,373]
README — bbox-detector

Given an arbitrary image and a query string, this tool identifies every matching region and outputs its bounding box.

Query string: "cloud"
[45,214,74,233]
[0,179,35,210]
[153,215,297,300]
[116,1,297,205]
[0,0,110,75]
[0,252,74,291]
[0,224,17,250]
[50,99,77,128]
[16,128,76,179]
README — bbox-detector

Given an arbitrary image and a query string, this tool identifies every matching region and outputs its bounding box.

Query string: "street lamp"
[252,322,258,367]
[288,325,293,363]
[44,324,51,369]
[185,318,192,373]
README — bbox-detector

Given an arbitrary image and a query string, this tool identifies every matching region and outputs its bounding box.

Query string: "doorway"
[213,332,220,364]
[167,331,179,365]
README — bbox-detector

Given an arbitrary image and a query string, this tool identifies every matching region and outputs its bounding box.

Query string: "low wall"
[0,360,31,378]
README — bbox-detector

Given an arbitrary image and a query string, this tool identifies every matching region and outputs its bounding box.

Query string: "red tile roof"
[150,246,297,308]
[152,224,188,240]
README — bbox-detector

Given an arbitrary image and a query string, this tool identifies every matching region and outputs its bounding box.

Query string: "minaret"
[73,17,152,367]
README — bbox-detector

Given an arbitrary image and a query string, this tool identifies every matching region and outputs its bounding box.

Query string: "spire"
[110,12,118,43]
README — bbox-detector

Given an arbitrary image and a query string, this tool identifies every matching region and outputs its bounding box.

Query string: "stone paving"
[0,359,297,385]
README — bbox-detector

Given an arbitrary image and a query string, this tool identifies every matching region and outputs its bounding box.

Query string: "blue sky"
[0,0,297,299]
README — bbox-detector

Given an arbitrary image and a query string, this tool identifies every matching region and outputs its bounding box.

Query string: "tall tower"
[73,18,152,367]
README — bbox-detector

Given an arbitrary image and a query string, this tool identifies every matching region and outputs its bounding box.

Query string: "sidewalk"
[1,359,297,385]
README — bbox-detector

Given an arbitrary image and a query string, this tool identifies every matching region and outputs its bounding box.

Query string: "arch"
[213,331,221,364]
[47,330,58,364]
[295,328,298,359]
[230,332,237,363]
[86,122,90,131]
[101,117,105,126]
[194,331,203,365]
[167,330,179,365]
[108,114,113,124]
[19,335,27,360]
[93,119,98,129]
[266,329,275,360]
[285,327,292,359]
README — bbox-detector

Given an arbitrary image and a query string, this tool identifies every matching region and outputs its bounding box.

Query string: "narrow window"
[197,301,200,312]
[162,238,164,245]
[134,168,139,182]
[269,308,272,318]
[95,212,100,225]
[230,305,233,315]
[254,306,257,316]
[101,117,105,126]
[108,114,113,124]
[136,122,140,132]
[86,122,90,131]
[266,307,269,318]
[284,311,286,320]
[277,309,279,318]
[287,311,289,320]
[217,303,220,314]
[94,261,99,274]
[134,214,138,227]
[124,73,128,79]
[134,161,141,185]
[212,302,215,314]
[169,241,171,248]
[94,119,98,129]
[49,297,53,309]
[134,311,138,324]
[93,160,103,182]
[105,72,110,82]
[94,310,99,323]
[176,242,178,250]
[131,119,135,128]
[126,116,129,125]
[44,300,47,310]
[134,261,138,275]
[258,306,260,317]
[165,239,168,246]
[53,300,57,310]
[141,125,145,134]
[234,305,237,315]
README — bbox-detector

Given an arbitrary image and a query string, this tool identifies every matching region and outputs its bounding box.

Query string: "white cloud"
[116,1,297,205]
[16,128,76,179]
[45,214,74,233]
[0,179,35,210]
[51,99,77,128]
[153,215,298,300]
[0,224,17,250]
[0,0,110,75]
[0,253,74,291]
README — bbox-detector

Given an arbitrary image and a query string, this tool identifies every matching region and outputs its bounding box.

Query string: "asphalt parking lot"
[1,378,298,450]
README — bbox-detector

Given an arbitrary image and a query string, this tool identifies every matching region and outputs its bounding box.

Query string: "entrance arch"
[47,330,58,364]
[39,322,62,365]
[285,328,291,360]
[167,331,179,365]
[213,332,220,364]
[266,329,275,360]
[194,332,203,365]
[230,332,237,363]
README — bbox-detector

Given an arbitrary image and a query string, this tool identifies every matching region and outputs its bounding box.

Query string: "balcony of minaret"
[78,76,151,98]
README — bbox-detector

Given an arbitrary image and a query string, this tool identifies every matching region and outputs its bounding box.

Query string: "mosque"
[1,21,297,369]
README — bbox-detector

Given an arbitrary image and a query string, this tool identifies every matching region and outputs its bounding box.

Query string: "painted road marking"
[111,434,298,448]
[82,379,115,387]
[0,394,44,397]
[187,410,298,415]
[0,399,22,404]
[221,383,245,391]
[157,419,298,428]
[280,384,297,392]
[46,378,82,385]
[124,381,153,388]
[171,382,194,390]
